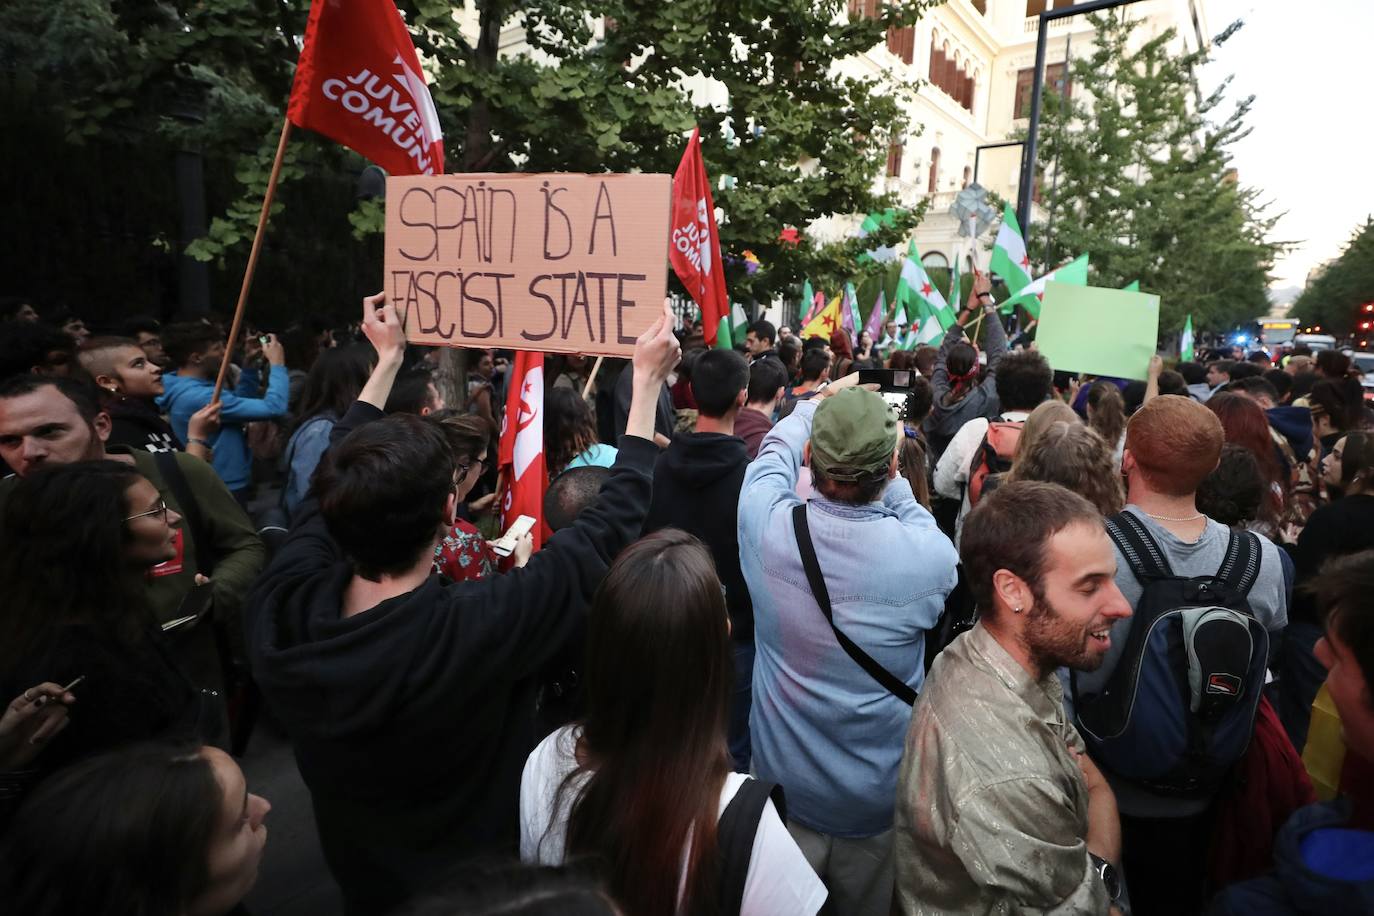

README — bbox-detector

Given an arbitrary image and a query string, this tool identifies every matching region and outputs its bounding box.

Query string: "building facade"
[829,0,1210,273]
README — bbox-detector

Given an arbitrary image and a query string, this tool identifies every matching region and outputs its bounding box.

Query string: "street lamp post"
[1015,0,1146,243]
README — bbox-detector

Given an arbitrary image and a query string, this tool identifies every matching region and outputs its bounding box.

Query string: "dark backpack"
[1073,512,1269,798]
[967,420,1022,507]
[716,778,786,916]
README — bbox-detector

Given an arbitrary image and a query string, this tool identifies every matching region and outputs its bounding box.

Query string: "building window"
[848,0,880,18]
[886,142,904,178]
[921,251,949,270]
[887,25,915,65]
[1013,62,1069,119]
[971,0,987,12]
[1026,0,1048,15]
[925,36,976,113]
[928,147,941,193]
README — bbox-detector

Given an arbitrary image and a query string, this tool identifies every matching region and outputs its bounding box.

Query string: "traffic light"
[1361,321,1371,331]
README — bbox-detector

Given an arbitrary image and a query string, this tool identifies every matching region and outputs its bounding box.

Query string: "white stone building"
[833,0,1210,273]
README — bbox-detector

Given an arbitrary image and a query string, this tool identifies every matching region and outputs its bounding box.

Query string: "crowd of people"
[0,285,1371,916]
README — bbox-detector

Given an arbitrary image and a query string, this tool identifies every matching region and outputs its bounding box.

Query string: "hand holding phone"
[491,515,537,558]
[857,369,915,417]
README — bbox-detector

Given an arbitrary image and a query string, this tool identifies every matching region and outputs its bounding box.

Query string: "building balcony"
[1022,16,1077,35]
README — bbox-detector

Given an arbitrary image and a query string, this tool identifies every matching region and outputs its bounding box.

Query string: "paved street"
[240,719,344,915]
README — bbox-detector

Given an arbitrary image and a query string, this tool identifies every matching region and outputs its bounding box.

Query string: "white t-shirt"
[519,726,827,916]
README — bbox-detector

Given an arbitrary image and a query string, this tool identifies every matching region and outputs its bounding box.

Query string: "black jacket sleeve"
[422,436,658,682]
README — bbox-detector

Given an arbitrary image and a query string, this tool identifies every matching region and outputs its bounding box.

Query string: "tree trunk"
[432,348,467,413]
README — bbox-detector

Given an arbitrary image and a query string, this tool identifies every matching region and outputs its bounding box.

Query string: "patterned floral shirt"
[433,519,497,582]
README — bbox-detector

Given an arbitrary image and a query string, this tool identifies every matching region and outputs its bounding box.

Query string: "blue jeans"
[730,640,755,772]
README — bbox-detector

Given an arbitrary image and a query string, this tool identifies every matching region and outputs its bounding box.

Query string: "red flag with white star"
[497,351,548,554]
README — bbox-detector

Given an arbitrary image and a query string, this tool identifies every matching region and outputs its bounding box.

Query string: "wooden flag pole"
[581,356,605,401]
[211,116,294,404]
[968,309,986,342]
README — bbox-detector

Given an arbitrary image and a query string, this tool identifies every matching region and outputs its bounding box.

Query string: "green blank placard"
[1036,282,1160,381]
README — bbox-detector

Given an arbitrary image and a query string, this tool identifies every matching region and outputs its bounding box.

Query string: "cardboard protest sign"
[1035,282,1160,381]
[385,173,671,357]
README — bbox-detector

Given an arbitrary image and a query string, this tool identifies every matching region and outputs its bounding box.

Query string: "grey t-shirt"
[1074,506,1289,816]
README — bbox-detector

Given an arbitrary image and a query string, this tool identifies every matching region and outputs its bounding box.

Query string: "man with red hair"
[1074,395,1289,915]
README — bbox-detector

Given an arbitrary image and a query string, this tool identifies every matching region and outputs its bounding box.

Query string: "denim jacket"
[737,397,958,837]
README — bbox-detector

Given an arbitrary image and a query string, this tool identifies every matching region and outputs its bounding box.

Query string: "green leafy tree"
[1293,217,1374,336]
[3,0,929,329]
[394,0,930,306]
[1022,14,1284,336]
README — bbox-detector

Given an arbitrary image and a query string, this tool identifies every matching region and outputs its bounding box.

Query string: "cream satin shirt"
[894,623,1111,915]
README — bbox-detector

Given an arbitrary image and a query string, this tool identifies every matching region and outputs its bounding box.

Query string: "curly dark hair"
[544,386,601,475]
[1196,444,1266,527]
[994,349,1053,412]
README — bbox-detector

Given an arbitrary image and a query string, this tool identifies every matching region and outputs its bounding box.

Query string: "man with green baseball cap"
[807,386,900,487]
[738,373,959,916]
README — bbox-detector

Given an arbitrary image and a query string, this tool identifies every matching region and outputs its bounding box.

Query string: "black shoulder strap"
[153,451,214,576]
[1215,528,1261,597]
[717,778,786,916]
[1104,511,1173,581]
[791,504,918,705]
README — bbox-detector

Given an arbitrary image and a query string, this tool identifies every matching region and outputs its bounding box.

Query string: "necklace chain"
[1145,511,1204,522]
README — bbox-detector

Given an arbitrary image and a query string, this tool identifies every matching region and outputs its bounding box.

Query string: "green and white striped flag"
[1001,254,1090,318]
[713,315,733,350]
[731,302,749,341]
[989,204,1032,295]
[799,279,814,324]
[897,252,955,347]
[1181,314,1195,361]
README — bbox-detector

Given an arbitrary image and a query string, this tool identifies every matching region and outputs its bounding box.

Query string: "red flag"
[669,128,729,345]
[287,0,445,176]
[497,351,548,555]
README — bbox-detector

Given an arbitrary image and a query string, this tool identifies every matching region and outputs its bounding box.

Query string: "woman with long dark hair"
[0,462,215,790]
[1307,377,1366,457]
[545,386,617,477]
[1206,392,1286,537]
[1085,381,1127,469]
[520,530,824,916]
[282,344,373,514]
[0,740,270,916]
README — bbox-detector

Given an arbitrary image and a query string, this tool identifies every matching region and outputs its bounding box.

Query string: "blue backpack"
[1073,512,1269,798]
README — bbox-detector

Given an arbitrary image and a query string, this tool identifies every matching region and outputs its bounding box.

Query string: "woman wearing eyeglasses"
[429,410,534,581]
[0,461,217,803]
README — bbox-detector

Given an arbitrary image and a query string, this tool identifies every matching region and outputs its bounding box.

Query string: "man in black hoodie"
[641,347,755,769]
[243,294,681,916]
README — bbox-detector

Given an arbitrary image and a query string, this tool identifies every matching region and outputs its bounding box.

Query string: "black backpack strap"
[153,451,214,576]
[1215,529,1261,597]
[791,504,918,705]
[1104,511,1173,581]
[717,779,786,916]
